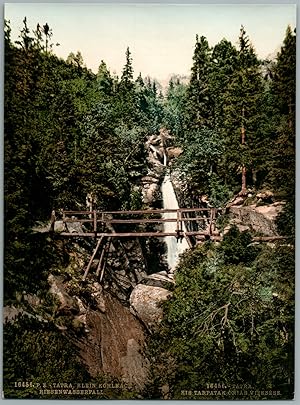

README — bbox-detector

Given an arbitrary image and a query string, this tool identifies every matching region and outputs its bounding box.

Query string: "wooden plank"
[103,218,208,224]
[60,231,210,237]
[96,237,107,277]
[58,231,287,242]
[176,210,181,233]
[63,218,94,223]
[62,208,223,216]
[185,234,193,249]
[209,209,213,236]
[62,217,208,224]
[93,210,97,233]
[82,237,103,281]
[101,207,220,214]
[50,210,56,232]
[63,210,91,215]
[99,237,111,283]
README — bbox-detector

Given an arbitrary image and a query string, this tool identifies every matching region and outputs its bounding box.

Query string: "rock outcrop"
[142,129,175,204]
[141,172,162,204]
[129,284,172,331]
[166,146,183,159]
[227,202,285,236]
[48,274,80,315]
[140,271,175,290]
[46,266,150,392]
[102,239,148,303]
[76,292,149,391]
[121,338,150,392]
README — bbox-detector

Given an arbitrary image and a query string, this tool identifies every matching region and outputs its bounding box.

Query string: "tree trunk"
[252,168,257,188]
[288,95,293,130]
[241,107,247,195]
[241,166,247,194]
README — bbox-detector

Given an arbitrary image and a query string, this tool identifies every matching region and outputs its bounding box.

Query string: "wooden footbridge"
[51,207,221,240]
[50,207,286,281]
[50,207,221,281]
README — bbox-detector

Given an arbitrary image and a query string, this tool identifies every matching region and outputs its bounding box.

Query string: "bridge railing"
[51,208,225,239]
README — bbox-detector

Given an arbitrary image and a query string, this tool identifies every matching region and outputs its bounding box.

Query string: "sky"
[4,3,297,81]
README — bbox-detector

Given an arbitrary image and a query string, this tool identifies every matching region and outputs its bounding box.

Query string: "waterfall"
[161,153,189,271]
[163,152,167,167]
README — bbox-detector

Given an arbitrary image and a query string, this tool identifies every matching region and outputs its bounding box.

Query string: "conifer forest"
[3,11,295,400]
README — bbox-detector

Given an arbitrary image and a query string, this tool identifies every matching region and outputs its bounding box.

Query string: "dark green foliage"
[120,46,134,89]
[208,173,233,208]
[4,17,295,400]
[135,75,164,134]
[149,235,294,399]
[3,315,90,399]
[97,60,113,95]
[4,233,64,303]
[220,225,260,264]
[209,38,239,129]
[167,24,295,222]
[276,199,295,240]
[267,26,295,197]
[174,128,224,199]
[163,76,187,136]
[4,19,152,301]
[184,35,212,129]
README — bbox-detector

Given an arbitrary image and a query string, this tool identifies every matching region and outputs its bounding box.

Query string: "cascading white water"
[161,157,189,271]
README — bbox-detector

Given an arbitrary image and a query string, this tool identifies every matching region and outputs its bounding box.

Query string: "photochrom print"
[3,2,296,400]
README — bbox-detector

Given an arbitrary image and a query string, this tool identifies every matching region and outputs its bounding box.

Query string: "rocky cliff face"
[226,193,285,236]
[75,292,149,391]
[44,268,150,392]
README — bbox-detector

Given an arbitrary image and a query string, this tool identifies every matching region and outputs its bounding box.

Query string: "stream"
[161,173,189,272]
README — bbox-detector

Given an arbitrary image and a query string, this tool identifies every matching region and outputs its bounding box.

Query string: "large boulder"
[140,271,175,290]
[129,284,172,331]
[227,202,285,236]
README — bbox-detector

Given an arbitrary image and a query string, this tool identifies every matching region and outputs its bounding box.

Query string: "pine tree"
[163,76,187,137]
[210,38,239,130]
[267,25,296,235]
[97,60,113,95]
[120,46,134,90]
[184,35,212,130]
[220,26,263,193]
[271,25,296,134]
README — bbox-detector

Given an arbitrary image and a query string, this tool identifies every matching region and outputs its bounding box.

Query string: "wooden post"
[179,210,183,232]
[50,210,56,232]
[96,237,107,277]
[62,210,68,232]
[82,237,102,281]
[93,210,97,237]
[211,208,216,232]
[100,237,111,283]
[176,210,180,233]
[101,212,104,231]
[209,209,213,236]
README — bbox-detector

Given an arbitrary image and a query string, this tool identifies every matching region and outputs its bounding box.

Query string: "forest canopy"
[3,17,295,400]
